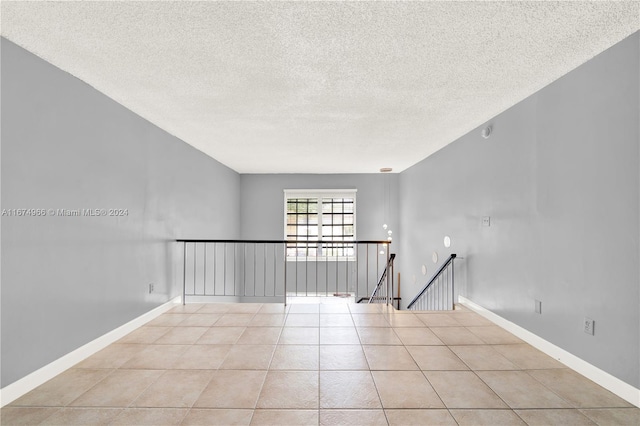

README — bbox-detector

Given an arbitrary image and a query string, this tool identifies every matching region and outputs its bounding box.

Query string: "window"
[284,190,356,259]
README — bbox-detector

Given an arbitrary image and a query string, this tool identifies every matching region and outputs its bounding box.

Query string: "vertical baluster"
[438,274,440,310]
[193,242,197,296]
[447,264,450,310]
[304,237,309,296]
[203,243,207,296]
[446,263,453,310]
[346,242,349,297]
[451,258,455,310]
[441,273,444,310]
[441,272,444,310]
[449,262,452,309]
[433,275,436,310]
[390,255,394,308]
[385,249,390,305]
[213,243,217,296]
[365,244,369,302]
[431,286,434,310]
[437,274,444,311]
[284,243,288,305]
[445,264,448,310]
[426,287,428,310]
[182,241,187,305]
[243,243,246,297]
[325,242,328,298]
[223,243,227,296]
[355,243,359,301]
[376,244,379,301]
[336,242,340,296]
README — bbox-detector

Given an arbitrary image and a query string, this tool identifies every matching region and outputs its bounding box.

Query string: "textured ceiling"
[2,1,638,174]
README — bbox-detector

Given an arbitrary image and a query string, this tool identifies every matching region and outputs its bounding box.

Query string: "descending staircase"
[407,254,456,311]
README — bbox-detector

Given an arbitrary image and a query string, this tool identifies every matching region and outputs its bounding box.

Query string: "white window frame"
[284,189,357,261]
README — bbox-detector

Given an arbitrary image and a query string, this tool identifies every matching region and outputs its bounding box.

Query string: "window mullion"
[317,198,323,258]
[284,191,355,260]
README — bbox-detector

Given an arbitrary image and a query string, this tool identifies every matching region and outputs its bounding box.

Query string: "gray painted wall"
[240,174,399,242]
[1,38,241,387]
[398,32,639,387]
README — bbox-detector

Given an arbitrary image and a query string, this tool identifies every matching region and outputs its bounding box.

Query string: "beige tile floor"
[2,303,639,425]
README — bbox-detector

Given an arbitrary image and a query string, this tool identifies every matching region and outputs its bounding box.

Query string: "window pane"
[286,193,355,258]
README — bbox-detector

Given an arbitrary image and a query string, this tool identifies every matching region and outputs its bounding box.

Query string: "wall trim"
[459,295,640,408]
[0,296,181,407]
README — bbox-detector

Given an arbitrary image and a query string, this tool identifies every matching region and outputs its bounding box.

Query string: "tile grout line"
[5,303,638,425]
[440,321,521,422]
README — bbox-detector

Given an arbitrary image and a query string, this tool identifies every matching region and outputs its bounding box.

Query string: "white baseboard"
[0,296,181,407]
[458,295,640,408]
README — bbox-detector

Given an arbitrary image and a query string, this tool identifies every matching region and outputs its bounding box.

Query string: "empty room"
[1,1,639,425]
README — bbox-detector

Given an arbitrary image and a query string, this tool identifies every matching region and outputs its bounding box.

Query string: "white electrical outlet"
[149,283,154,294]
[535,300,542,314]
[482,216,491,227]
[584,317,594,335]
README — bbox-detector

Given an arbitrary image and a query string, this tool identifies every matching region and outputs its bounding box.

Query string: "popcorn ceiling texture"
[2,1,638,173]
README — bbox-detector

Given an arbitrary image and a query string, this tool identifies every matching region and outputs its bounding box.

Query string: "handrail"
[176,239,391,244]
[407,254,456,310]
[368,253,396,303]
[357,297,401,303]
